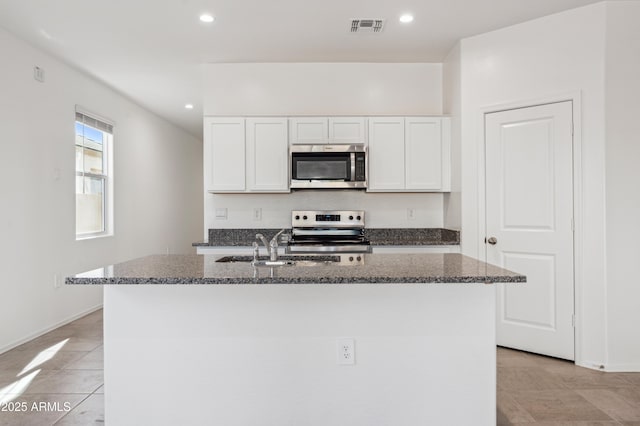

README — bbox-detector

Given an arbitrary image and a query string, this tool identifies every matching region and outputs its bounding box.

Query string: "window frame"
[75,107,114,240]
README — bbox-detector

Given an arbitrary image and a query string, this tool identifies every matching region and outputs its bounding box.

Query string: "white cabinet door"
[204,117,245,192]
[289,117,328,144]
[368,117,450,193]
[367,117,405,191]
[290,117,367,145]
[328,117,366,144]
[405,117,442,190]
[246,118,289,192]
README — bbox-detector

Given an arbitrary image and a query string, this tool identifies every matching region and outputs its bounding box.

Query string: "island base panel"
[104,284,496,425]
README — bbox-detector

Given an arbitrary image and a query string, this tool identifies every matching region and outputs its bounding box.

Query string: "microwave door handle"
[350,152,356,181]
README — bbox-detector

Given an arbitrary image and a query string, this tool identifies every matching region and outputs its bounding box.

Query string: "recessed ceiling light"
[199,14,215,23]
[185,104,194,110]
[399,14,414,23]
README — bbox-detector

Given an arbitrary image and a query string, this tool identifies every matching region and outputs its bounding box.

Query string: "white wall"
[604,0,640,371]
[204,63,443,116]
[458,4,608,368]
[203,63,445,233]
[0,27,203,353]
[442,43,462,230]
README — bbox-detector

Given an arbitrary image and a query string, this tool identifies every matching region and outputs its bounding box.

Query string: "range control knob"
[356,215,361,220]
[349,215,354,220]
[356,256,362,261]
[349,256,354,262]
[295,215,300,220]
[303,215,308,220]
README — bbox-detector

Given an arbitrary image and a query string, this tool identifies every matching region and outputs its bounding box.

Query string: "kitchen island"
[67,253,524,426]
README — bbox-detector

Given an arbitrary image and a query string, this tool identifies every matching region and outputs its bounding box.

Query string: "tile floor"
[0,310,104,425]
[497,347,640,425]
[1,310,639,425]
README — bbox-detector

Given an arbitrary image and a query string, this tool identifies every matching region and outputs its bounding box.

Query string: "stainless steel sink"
[215,255,340,266]
[250,259,296,267]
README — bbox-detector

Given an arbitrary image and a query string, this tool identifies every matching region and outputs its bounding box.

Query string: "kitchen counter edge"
[65,253,524,285]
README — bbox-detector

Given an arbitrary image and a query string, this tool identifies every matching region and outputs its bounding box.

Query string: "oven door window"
[292,154,350,180]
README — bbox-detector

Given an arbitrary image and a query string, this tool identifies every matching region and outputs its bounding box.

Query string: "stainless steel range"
[286,210,371,254]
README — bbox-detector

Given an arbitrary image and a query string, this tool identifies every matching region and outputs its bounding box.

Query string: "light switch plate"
[215,208,228,220]
[34,66,45,82]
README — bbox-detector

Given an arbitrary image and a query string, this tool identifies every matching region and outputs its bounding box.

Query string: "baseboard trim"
[603,363,640,373]
[576,359,640,373]
[0,304,103,355]
[575,360,606,371]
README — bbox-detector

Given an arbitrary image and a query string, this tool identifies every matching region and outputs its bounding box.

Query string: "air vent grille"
[350,19,384,33]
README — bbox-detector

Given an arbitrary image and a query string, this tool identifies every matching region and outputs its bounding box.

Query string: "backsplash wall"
[204,192,443,237]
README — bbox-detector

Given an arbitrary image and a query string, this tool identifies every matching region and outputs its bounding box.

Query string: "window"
[75,109,113,238]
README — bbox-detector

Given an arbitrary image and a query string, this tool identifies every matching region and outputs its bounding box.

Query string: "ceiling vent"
[350,19,384,33]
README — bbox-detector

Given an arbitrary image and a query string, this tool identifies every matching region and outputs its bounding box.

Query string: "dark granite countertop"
[66,253,524,285]
[193,228,460,247]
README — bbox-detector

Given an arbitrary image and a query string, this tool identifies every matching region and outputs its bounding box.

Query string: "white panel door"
[289,117,328,144]
[405,117,442,190]
[486,101,574,360]
[204,117,245,192]
[328,117,366,144]
[367,118,405,191]
[246,118,289,192]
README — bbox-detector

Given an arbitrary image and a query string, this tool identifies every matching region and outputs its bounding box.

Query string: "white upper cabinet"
[204,115,449,193]
[205,117,289,193]
[405,117,442,190]
[204,117,246,192]
[246,118,289,192]
[368,117,451,192]
[328,117,367,144]
[368,117,406,191]
[290,117,366,144]
[289,117,328,144]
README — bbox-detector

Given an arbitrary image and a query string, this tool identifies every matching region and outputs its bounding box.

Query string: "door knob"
[487,237,498,245]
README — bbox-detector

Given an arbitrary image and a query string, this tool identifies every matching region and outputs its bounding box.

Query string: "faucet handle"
[271,228,286,244]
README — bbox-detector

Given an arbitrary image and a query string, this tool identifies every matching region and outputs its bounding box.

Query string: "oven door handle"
[291,229,363,237]
[286,245,372,254]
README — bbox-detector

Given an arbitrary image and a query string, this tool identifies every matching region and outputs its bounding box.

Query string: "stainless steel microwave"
[290,144,367,189]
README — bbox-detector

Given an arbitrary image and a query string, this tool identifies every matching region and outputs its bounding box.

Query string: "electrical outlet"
[407,208,416,220]
[336,338,355,365]
[253,208,262,221]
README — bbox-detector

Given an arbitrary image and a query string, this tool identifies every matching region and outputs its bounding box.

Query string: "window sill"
[76,232,114,241]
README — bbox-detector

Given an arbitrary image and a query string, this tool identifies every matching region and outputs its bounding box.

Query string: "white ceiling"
[0,0,604,138]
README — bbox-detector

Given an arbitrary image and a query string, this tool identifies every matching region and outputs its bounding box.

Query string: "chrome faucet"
[252,241,260,263]
[269,229,286,261]
[255,229,286,262]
